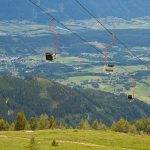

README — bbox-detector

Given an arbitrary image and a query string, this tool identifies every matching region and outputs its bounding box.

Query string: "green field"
[0,129,150,150]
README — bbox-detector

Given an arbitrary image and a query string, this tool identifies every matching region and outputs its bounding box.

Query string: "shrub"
[129,125,137,134]
[92,120,107,130]
[29,117,38,131]
[0,119,9,131]
[78,119,90,129]
[111,119,130,133]
[29,136,40,150]
[92,120,99,130]
[49,116,56,129]
[134,118,150,134]
[38,114,49,130]
[51,139,58,147]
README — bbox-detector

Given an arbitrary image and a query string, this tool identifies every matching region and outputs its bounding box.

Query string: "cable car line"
[26,1,133,74]
[49,18,58,61]
[27,0,106,57]
[27,0,130,74]
[46,18,58,61]
[104,32,115,73]
[26,0,136,78]
[74,0,150,70]
[27,0,137,100]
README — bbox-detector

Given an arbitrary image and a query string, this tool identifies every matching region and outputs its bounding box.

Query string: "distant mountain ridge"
[0,77,150,126]
[0,0,150,23]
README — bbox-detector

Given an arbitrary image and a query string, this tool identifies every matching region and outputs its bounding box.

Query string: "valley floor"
[0,129,150,150]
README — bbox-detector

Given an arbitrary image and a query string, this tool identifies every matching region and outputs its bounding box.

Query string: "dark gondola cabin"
[107,64,114,67]
[128,95,133,100]
[105,64,115,72]
[46,53,53,61]
[105,68,113,72]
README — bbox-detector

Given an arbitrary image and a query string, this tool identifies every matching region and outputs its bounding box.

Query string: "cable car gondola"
[45,53,54,61]
[128,95,133,100]
[105,64,115,72]
[104,32,115,73]
[45,18,58,62]
[128,77,136,102]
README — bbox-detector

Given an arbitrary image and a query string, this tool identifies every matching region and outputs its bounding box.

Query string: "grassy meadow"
[0,129,150,150]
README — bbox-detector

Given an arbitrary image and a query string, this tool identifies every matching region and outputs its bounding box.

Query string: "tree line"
[0,112,150,135]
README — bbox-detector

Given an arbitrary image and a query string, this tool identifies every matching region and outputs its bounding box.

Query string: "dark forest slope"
[0,77,150,126]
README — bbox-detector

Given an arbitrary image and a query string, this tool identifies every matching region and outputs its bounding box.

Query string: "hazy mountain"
[0,77,149,126]
[0,0,150,23]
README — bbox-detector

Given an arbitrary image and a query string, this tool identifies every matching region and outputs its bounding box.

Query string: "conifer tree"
[49,116,56,129]
[14,112,27,131]
[0,119,9,131]
[78,119,90,129]
[92,120,99,130]
[111,118,130,133]
[29,117,38,131]
[38,114,49,130]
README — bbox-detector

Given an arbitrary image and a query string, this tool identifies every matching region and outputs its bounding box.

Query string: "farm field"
[0,129,150,150]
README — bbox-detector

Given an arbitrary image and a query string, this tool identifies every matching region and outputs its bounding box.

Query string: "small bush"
[111,119,130,133]
[29,136,40,150]
[73,129,78,132]
[0,119,9,131]
[92,120,107,131]
[51,139,58,147]
[78,119,90,129]
[129,125,137,134]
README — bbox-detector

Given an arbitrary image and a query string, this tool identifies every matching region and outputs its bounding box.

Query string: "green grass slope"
[0,129,150,150]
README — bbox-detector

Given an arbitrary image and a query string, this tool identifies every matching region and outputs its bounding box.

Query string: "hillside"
[0,129,150,150]
[0,0,150,23]
[0,76,150,125]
